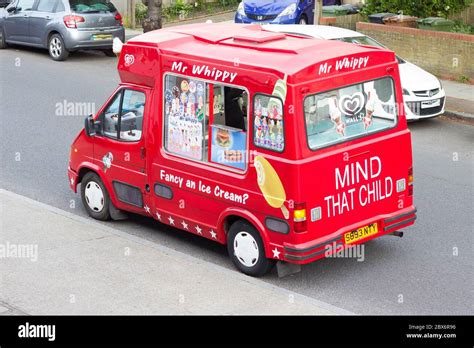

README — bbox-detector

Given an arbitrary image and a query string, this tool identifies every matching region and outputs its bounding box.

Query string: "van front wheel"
[81,172,111,221]
[227,220,275,277]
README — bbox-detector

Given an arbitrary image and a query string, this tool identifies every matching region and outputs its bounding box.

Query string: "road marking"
[0,188,355,315]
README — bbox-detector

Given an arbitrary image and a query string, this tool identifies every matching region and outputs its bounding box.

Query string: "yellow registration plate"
[344,223,378,244]
[92,34,113,40]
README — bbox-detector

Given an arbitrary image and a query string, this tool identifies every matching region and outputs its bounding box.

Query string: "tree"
[314,0,323,24]
[142,0,162,33]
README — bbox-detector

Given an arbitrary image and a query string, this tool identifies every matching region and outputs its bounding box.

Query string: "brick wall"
[356,22,474,82]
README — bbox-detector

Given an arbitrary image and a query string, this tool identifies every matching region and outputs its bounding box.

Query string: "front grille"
[413,88,440,97]
[245,13,278,21]
[406,97,445,116]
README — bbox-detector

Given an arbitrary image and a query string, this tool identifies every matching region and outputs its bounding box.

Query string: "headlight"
[402,88,410,96]
[277,3,297,18]
[237,2,245,16]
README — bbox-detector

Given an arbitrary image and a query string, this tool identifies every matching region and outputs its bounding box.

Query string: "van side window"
[102,89,146,142]
[163,74,248,171]
[253,94,284,152]
[304,77,397,150]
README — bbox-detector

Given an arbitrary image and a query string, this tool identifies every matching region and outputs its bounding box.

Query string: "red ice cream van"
[68,23,416,277]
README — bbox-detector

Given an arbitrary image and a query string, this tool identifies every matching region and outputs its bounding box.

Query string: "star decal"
[181,221,189,230]
[144,205,151,214]
[155,211,161,220]
[272,247,281,259]
[209,229,217,239]
[168,216,175,225]
[195,225,202,234]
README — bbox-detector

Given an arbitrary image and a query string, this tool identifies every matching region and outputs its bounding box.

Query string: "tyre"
[0,28,7,49]
[227,220,275,277]
[81,172,111,221]
[103,49,116,57]
[298,15,308,25]
[48,33,69,61]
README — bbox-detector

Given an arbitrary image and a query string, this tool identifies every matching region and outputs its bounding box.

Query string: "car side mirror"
[84,114,96,137]
[7,6,18,13]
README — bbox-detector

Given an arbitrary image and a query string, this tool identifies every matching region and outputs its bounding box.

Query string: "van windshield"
[304,77,397,150]
[69,0,116,12]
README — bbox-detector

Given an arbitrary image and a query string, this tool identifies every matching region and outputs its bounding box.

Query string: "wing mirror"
[84,114,97,137]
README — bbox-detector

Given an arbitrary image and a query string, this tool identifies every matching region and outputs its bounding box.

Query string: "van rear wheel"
[227,220,275,277]
[81,172,111,221]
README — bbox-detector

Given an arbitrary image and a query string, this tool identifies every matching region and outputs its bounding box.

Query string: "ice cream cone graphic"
[268,74,288,111]
[254,155,289,219]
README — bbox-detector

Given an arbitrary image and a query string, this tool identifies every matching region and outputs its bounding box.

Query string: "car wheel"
[227,220,275,277]
[0,28,7,49]
[81,172,111,221]
[298,15,308,25]
[48,33,69,61]
[103,49,116,57]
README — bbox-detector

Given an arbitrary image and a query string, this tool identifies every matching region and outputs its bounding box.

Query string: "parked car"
[0,0,125,61]
[264,24,446,120]
[235,0,316,24]
[0,0,12,9]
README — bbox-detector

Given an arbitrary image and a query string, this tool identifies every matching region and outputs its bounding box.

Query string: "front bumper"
[68,167,79,193]
[282,206,417,264]
[235,13,297,24]
[63,27,125,51]
[404,91,446,120]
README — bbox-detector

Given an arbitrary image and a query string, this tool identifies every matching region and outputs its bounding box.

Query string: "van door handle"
[45,15,51,20]
[140,147,146,159]
[23,14,29,17]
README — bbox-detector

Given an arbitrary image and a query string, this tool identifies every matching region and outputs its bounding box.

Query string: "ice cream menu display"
[253,76,286,152]
[164,76,206,160]
[210,126,247,171]
[253,95,284,151]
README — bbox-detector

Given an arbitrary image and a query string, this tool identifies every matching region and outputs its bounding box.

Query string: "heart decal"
[338,92,366,116]
[124,54,135,67]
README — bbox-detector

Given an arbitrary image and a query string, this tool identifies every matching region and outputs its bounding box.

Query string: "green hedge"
[361,0,472,19]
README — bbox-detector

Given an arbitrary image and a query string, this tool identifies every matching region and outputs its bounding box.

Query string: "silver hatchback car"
[0,0,125,60]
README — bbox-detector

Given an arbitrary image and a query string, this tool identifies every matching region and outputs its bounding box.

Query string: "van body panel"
[68,23,416,267]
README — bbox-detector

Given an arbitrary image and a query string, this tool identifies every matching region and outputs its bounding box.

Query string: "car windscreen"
[304,77,398,150]
[335,36,406,64]
[69,0,116,13]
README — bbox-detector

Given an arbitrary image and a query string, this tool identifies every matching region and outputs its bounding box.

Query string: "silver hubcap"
[49,37,62,58]
[84,181,105,212]
[234,232,259,267]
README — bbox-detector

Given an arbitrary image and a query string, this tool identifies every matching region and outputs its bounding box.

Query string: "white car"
[263,24,446,120]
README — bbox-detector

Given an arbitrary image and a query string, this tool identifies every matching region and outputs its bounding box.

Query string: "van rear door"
[300,75,414,241]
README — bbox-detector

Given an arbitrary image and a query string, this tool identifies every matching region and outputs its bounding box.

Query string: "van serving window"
[304,77,397,150]
[163,74,248,171]
[253,94,285,152]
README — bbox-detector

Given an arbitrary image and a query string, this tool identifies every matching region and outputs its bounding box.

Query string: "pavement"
[441,79,474,121]
[0,189,349,315]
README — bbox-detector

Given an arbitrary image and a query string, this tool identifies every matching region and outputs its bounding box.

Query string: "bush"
[135,2,148,24]
[361,0,473,19]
